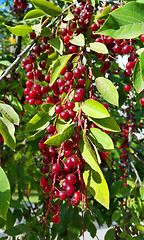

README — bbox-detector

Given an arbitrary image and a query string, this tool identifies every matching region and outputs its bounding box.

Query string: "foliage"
[0,0,143,239]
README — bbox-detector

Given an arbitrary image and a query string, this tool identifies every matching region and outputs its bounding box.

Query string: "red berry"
[66,101,75,110]
[140,97,144,105]
[51,163,61,174]
[60,111,69,120]
[29,99,35,105]
[74,68,82,78]
[61,28,67,36]
[40,165,49,174]
[126,61,134,69]
[124,84,131,92]
[100,152,107,161]
[71,198,80,206]
[63,140,73,151]
[73,93,83,102]
[102,102,109,110]
[51,204,59,214]
[30,32,36,39]
[91,23,98,31]
[70,155,79,166]
[74,191,81,201]
[122,45,131,54]
[64,72,73,80]
[26,80,33,88]
[43,156,51,165]
[55,105,63,114]
[66,174,77,185]
[52,214,60,224]
[40,177,49,186]
[63,35,70,43]
[69,45,77,53]
[140,34,144,42]
[65,184,76,196]
[43,185,52,194]
[46,125,56,134]
[59,191,67,200]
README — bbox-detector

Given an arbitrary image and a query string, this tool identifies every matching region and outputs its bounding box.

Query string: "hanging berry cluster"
[20,0,144,228]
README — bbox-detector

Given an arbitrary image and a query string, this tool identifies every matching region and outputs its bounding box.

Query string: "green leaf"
[0,117,16,150]
[136,48,144,55]
[110,180,123,198]
[0,103,19,125]
[90,42,108,54]
[56,118,71,133]
[139,51,144,83]
[24,9,46,20]
[83,164,109,209]
[40,27,52,37]
[82,99,110,119]
[95,6,111,19]
[46,52,58,72]
[50,54,73,86]
[0,60,11,67]
[135,224,144,235]
[95,77,119,106]
[89,128,114,149]
[25,111,52,132]
[104,229,115,240]
[70,34,85,47]
[82,132,98,166]
[133,58,144,93]
[49,38,64,55]
[115,187,130,198]
[96,2,144,39]
[31,0,62,17]
[0,167,10,220]
[41,103,53,113]
[63,11,74,21]
[26,129,45,142]
[140,186,144,200]
[5,25,32,37]
[80,133,109,209]
[5,224,30,237]
[111,210,121,222]
[45,124,74,146]
[89,116,121,132]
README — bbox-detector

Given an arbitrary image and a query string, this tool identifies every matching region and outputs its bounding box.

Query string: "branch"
[130,162,143,187]
[0,4,73,81]
[133,153,144,166]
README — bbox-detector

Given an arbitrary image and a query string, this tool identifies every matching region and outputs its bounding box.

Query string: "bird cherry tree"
[0,0,143,239]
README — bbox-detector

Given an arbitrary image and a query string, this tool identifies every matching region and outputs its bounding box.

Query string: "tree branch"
[0,4,73,81]
[130,162,143,187]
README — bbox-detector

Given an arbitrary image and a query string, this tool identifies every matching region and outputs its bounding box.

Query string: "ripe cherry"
[30,32,36,39]
[63,140,73,151]
[66,174,77,185]
[71,198,80,206]
[140,34,144,42]
[51,204,59,214]
[46,125,56,134]
[43,185,51,194]
[74,191,81,201]
[140,97,144,106]
[124,84,131,92]
[52,214,60,224]
[65,184,76,196]
[59,191,67,200]
[40,177,49,186]
[51,163,61,174]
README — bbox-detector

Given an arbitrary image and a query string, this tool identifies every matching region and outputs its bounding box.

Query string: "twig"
[130,162,143,187]
[0,4,73,81]
[133,153,144,166]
